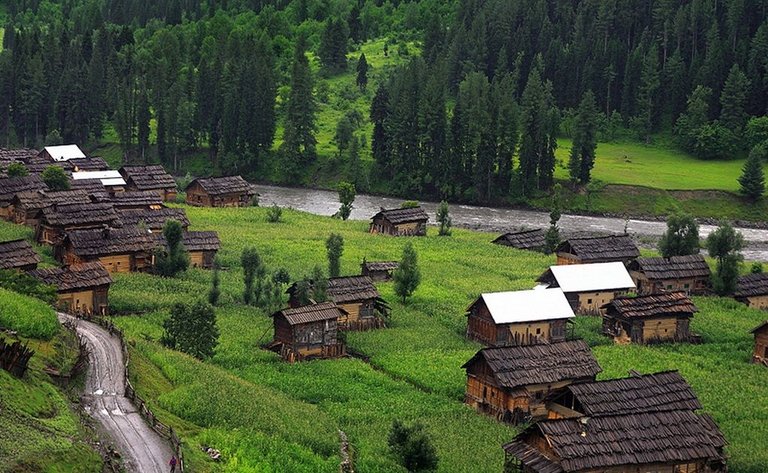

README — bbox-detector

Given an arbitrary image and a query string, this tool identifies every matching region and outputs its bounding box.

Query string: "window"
[587,298,593,304]
[667,285,673,289]
[684,283,690,289]
[536,328,541,335]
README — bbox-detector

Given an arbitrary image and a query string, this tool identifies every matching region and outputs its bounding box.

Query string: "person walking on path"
[169,455,178,473]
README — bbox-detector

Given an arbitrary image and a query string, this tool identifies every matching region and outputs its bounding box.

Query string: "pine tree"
[394,242,420,303]
[326,233,344,278]
[436,201,452,236]
[356,54,368,90]
[419,71,447,196]
[242,247,265,305]
[371,85,391,172]
[319,18,348,74]
[281,36,317,179]
[208,262,221,306]
[720,64,751,135]
[568,90,599,184]
[517,64,558,196]
[738,144,765,200]
[634,45,660,140]
[491,72,518,196]
[544,184,562,254]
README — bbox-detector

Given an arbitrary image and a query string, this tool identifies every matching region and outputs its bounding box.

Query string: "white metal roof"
[72,171,126,187]
[546,262,636,293]
[478,288,575,324]
[44,144,86,161]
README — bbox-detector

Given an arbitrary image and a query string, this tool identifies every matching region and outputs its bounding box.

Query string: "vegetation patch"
[0,287,59,339]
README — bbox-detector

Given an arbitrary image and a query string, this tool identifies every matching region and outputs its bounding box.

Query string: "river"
[252,184,768,261]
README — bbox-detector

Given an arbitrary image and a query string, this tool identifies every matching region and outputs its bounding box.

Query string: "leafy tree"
[326,233,344,278]
[658,213,700,257]
[394,242,420,303]
[41,166,70,191]
[266,204,283,223]
[7,162,29,177]
[208,261,221,306]
[436,201,452,236]
[738,145,765,200]
[706,222,744,295]
[356,53,368,90]
[568,90,599,184]
[155,220,190,277]
[161,301,219,360]
[242,247,265,305]
[544,184,562,253]
[388,420,438,472]
[337,181,355,220]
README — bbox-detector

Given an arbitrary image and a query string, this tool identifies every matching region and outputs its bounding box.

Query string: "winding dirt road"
[59,313,173,473]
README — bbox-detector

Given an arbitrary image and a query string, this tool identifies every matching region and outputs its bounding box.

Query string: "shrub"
[394,242,420,303]
[266,204,283,223]
[154,220,189,277]
[337,181,355,220]
[436,201,452,236]
[161,301,219,360]
[7,162,29,177]
[41,166,70,191]
[388,420,438,472]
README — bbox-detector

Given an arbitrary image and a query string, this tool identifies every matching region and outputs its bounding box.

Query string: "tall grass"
[0,287,58,339]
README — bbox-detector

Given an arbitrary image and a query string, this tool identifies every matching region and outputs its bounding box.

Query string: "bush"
[266,204,283,223]
[388,420,438,472]
[161,301,219,360]
[7,162,29,177]
[401,200,420,209]
[154,220,189,277]
[41,166,70,191]
[436,201,452,236]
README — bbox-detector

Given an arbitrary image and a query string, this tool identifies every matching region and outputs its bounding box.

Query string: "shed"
[39,144,86,162]
[462,340,601,423]
[0,175,48,219]
[327,276,389,330]
[465,288,575,346]
[27,262,112,315]
[492,228,546,251]
[751,321,768,366]
[734,273,768,310]
[184,176,254,207]
[537,262,636,314]
[36,202,121,245]
[271,302,347,360]
[601,292,697,344]
[69,157,109,172]
[629,254,711,295]
[57,226,156,273]
[154,231,221,269]
[11,190,94,226]
[360,260,399,281]
[0,239,41,271]
[555,234,639,265]
[72,171,127,193]
[118,165,177,201]
[369,207,428,236]
[118,208,189,230]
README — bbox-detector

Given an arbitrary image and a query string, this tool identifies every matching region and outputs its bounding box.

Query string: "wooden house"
[361,260,399,281]
[555,234,640,265]
[118,208,190,231]
[0,175,48,219]
[27,262,112,315]
[465,289,575,346]
[109,191,164,211]
[119,165,178,201]
[601,292,697,344]
[154,231,221,269]
[734,273,768,309]
[462,340,601,424]
[36,202,121,245]
[69,157,109,172]
[327,276,389,330]
[0,239,40,271]
[492,228,546,251]
[184,176,254,207]
[369,207,428,236]
[38,144,86,162]
[751,321,768,366]
[57,227,156,273]
[270,302,347,360]
[11,190,94,226]
[72,171,127,194]
[629,254,711,295]
[536,262,636,315]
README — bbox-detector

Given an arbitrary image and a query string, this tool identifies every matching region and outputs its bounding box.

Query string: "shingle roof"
[12,190,94,213]
[469,288,575,324]
[0,148,38,161]
[110,191,164,209]
[28,262,112,291]
[273,302,346,325]
[0,175,48,203]
[69,157,109,171]
[66,226,157,257]
[556,235,640,262]
[69,178,108,196]
[0,240,40,270]
[537,262,636,293]
[503,441,564,473]
[118,208,189,229]
[186,176,253,195]
[154,231,221,252]
[752,320,768,334]
[362,261,399,272]
[371,207,429,225]
[492,228,547,250]
[602,292,697,319]
[119,165,176,190]
[462,340,601,389]
[629,254,711,280]
[40,202,121,227]
[327,276,381,303]
[23,156,74,175]
[735,273,768,298]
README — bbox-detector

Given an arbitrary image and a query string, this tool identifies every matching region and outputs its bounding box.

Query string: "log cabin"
[118,208,190,231]
[270,302,347,361]
[36,202,122,245]
[601,292,697,344]
[109,191,165,211]
[27,262,112,316]
[629,254,711,295]
[751,321,768,366]
[57,226,156,273]
[326,276,389,330]
[118,165,178,201]
[360,260,399,281]
[536,262,636,315]
[154,231,221,269]
[184,176,255,207]
[0,239,40,271]
[369,207,429,236]
[38,144,86,162]
[734,273,768,309]
[491,228,546,251]
[0,175,48,219]
[462,340,601,424]
[465,288,575,346]
[555,234,640,265]
[71,171,127,194]
[11,190,94,226]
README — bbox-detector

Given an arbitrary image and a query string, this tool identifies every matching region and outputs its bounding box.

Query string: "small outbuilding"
[0,239,41,271]
[537,262,636,315]
[327,276,389,330]
[118,208,190,231]
[119,165,178,202]
[38,144,86,162]
[462,340,601,423]
[555,234,640,266]
[360,260,399,281]
[0,175,48,219]
[185,176,254,207]
[270,302,347,361]
[492,228,546,251]
[154,231,221,269]
[602,292,697,344]
[57,226,156,273]
[28,262,112,316]
[369,207,428,236]
[752,321,768,366]
[36,202,122,245]
[734,272,768,309]
[466,288,575,346]
[629,254,711,295]
[11,190,94,226]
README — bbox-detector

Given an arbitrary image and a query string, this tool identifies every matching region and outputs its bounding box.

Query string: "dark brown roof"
[69,178,108,195]
[0,240,40,270]
[118,208,189,229]
[154,231,221,252]
[40,202,121,227]
[28,262,112,291]
[492,228,546,250]
[12,190,94,212]
[503,442,563,473]
[0,148,38,161]
[110,191,165,209]
[462,340,601,389]
[0,175,48,203]
[629,254,711,280]
[751,320,768,333]
[362,261,399,272]
[119,165,176,190]
[69,157,109,171]
[186,176,252,196]
[23,156,74,174]
[273,302,346,325]
[602,292,697,319]
[556,235,639,262]
[735,273,768,298]
[66,226,157,257]
[371,207,429,225]
[327,276,381,303]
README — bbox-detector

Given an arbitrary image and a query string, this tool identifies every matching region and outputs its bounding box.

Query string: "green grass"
[0,286,59,339]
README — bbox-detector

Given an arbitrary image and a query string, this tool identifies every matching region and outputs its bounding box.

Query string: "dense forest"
[4,0,768,203]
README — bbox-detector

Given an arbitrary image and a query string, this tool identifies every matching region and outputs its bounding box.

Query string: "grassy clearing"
[0,286,59,339]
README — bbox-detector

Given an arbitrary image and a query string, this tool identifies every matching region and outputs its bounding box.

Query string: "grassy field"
[0,286,58,339]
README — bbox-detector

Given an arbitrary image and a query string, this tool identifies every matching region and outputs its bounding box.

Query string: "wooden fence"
[0,337,34,377]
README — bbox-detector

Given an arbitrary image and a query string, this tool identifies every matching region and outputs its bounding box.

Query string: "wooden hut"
[57,226,156,273]
[0,239,40,271]
[734,273,768,309]
[36,202,121,245]
[601,292,697,344]
[109,191,165,210]
[492,228,546,251]
[184,176,254,207]
[118,208,190,231]
[38,144,86,162]
[465,288,575,346]
[555,234,640,265]
[327,276,389,330]
[752,321,768,366]
[270,302,347,361]
[119,165,178,201]
[154,231,221,269]
[369,207,428,236]
[27,262,112,315]
[0,175,48,219]
[537,262,636,315]
[11,190,94,226]
[629,254,711,295]
[361,260,399,281]
[462,340,601,424]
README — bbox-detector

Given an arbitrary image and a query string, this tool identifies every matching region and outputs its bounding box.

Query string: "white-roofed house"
[536,262,636,315]
[466,288,575,346]
[72,171,127,194]
[39,144,86,162]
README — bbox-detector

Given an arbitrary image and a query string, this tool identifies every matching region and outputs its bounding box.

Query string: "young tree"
[208,261,221,306]
[326,233,344,278]
[356,53,369,90]
[6,162,29,177]
[311,265,328,302]
[568,90,599,184]
[242,247,265,305]
[658,213,700,257]
[337,181,356,220]
[161,301,219,360]
[394,242,421,303]
[706,222,744,295]
[544,184,562,253]
[266,204,283,223]
[155,220,189,277]
[388,420,438,472]
[436,201,452,236]
[41,166,70,191]
[739,144,766,200]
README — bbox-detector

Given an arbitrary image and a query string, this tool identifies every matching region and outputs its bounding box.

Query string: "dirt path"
[59,313,173,473]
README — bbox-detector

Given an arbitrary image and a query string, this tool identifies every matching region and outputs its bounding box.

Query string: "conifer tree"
[720,64,751,135]
[356,53,368,90]
[326,233,344,278]
[155,220,189,277]
[436,201,452,236]
[281,36,317,179]
[394,242,420,303]
[491,72,518,196]
[371,85,391,170]
[568,90,599,184]
[738,144,765,200]
[518,63,557,195]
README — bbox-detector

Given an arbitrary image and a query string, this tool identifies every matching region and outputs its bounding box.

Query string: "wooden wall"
[573,290,627,315]
[99,254,133,273]
[754,327,768,365]
[632,272,709,296]
[745,295,768,310]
